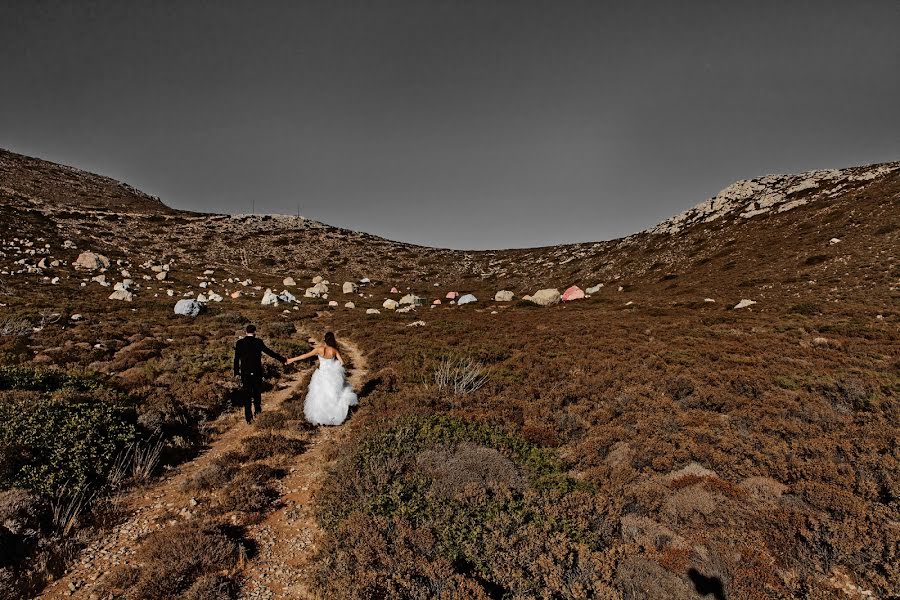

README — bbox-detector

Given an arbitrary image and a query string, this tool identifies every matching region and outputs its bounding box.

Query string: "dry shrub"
[240,433,307,460]
[416,443,522,498]
[216,480,277,515]
[615,556,699,600]
[432,357,488,396]
[179,463,237,493]
[181,573,237,600]
[252,410,288,430]
[102,521,241,599]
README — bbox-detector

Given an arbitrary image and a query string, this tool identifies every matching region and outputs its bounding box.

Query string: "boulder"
[261,289,280,306]
[734,299,757,310]
[113,281,131,292]
[305,282,329,298]
[399,294,422,305]
[531,288,561,306]
[174,299,203,317]
[91,274,108,286]
[586,284,603,294]
[70,314,83,321]
[397,305,415,313]
[343,281,358,294]
[366,308,380,314]
[494,290,514,302]
[328,300,339,307]
[230,291,242,299]
[203,269,214,276]
[562,286,585,301]
[408,320,426,327]
[383,299,399,310]
[283,277,296,287]
[359,277,371,284]
[445,291,459,300]
[344,301,355,309]
[109,289,133,302]
[829,238,841,245]
[74,251,110,271]
[433,299,441,305]
[458,294,477,305]
[390,287,399,294]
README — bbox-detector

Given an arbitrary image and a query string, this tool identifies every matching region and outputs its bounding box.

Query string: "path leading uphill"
[39,338,368,600]
[239,338,368,600]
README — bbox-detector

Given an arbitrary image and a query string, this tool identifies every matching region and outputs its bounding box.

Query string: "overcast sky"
[1,1,898,249]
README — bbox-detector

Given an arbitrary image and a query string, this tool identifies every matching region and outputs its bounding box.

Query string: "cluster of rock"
[648,162,900,236]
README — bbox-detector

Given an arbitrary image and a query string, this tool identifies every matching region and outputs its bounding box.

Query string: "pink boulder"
[562,285,585,301]
[390,287,399,293]
[445,291,459,299]
[433,299,441,304]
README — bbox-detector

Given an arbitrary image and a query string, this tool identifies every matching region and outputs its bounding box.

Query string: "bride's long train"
[304,356,358,425]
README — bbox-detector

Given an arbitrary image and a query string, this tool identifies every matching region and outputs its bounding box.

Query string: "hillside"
[0,149,898,600]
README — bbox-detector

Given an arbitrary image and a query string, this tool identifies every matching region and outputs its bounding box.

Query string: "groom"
[233,324,287,423]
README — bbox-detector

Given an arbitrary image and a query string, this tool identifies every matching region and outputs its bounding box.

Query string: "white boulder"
[305,282,329,298]
[383,299,399,310]
[366,308,380,314]
[108,289,133,301]
[174,299,203,317]
[458,294,477,305]
[586,284,603,294]
[530,289,561,306]
[343,281,359,294]
[734,299,757,310]
[74,251,110,271]
[494,290,514,302]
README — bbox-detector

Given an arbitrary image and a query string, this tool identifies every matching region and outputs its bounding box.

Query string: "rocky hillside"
[1,147,897,316]
[0,149,177,215]
[1,149,898,599]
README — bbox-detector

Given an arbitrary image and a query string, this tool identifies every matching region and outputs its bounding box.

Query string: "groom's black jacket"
[233,335,286,383]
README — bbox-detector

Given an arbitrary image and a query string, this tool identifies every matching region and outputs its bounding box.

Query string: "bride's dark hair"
[324,331,338,348]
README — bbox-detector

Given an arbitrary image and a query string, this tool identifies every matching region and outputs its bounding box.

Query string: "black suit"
[233,335,286,423]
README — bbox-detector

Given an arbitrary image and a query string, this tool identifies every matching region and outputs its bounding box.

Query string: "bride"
[287,332,357,426]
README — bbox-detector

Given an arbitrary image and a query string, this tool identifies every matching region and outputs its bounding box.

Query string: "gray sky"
[2,1,898,249]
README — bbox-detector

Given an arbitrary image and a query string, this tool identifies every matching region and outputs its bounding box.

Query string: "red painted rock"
[562,286,585,301]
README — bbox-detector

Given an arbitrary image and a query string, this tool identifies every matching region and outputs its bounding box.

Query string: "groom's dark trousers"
[233,334,286,423]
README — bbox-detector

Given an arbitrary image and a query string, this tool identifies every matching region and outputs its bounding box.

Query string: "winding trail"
[239,338,368,600]
[38,337,368,600]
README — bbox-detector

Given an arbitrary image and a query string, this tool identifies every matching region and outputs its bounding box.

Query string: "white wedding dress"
[303,356,358,425]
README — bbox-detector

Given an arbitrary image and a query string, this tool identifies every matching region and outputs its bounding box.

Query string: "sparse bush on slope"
[313,415,621,598]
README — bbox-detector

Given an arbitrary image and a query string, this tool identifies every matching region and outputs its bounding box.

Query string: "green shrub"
[313,416,611,597]
[0,366,101,393]
[0,395,137,495]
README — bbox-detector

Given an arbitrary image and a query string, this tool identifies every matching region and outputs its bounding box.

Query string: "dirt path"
[38,338,368,600]
[239,338,368,600]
